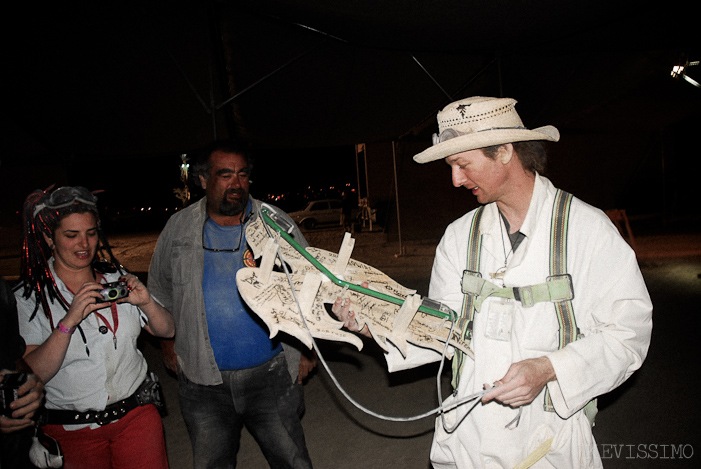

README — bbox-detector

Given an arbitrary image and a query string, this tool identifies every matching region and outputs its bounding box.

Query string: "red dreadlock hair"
[17,186,125,328]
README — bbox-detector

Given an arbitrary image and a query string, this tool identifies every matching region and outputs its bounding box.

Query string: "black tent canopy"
[4,0,699,235]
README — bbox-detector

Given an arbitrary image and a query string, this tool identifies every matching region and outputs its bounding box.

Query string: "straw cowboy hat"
[413,97,560,164]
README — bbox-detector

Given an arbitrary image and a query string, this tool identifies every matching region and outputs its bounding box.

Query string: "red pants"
[43,404,168,469]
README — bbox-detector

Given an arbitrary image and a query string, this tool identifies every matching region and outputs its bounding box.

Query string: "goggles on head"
[431,125,530,146]
[432,128,464,146]
[33,186,98,218]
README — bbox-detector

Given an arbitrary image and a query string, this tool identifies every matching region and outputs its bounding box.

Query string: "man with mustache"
[149,140,315,469]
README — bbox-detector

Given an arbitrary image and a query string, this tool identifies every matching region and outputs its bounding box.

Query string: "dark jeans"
[178,352,313,469]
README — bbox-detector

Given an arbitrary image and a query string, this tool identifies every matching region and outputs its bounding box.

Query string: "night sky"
[3,1,699,238]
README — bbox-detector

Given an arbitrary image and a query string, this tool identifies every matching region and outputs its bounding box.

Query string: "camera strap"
[92,273,120,349]
[94,302,119,350]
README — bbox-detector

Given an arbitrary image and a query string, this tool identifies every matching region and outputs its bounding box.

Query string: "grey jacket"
[148,196,309,386]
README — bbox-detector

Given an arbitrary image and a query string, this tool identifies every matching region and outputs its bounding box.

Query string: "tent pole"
[392,141,404,256]
[355,144,363,207]
[210,51,217,139]
[364,145,372,231]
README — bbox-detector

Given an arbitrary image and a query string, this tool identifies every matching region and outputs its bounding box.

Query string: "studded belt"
[43,373,163,426]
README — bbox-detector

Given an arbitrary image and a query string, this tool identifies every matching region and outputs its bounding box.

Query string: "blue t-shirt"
[202,210,281,370]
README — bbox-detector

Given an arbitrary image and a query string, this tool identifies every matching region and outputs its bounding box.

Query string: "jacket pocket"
[171,242,198,286]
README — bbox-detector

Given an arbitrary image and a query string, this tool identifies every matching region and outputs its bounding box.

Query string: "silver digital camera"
[97,280,129,302]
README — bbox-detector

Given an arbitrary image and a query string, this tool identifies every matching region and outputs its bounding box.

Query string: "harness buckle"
[461,269,483,297]
[516,285,535,307]
[546,273,575,302]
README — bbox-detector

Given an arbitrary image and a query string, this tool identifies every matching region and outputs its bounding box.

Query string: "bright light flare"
[671,58,700,88]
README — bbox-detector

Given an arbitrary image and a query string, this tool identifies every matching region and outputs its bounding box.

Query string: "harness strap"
[550,190,578,347]
[543,189,579,412]
[451,206,484,389]
[453,190,582,398]
[461,273,574,311]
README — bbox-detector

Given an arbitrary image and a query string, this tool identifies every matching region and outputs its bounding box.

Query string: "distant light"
[671,57,700,88]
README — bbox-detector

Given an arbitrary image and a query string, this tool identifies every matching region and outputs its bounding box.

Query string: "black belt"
[45,394,141,426]
[43,373,163,426]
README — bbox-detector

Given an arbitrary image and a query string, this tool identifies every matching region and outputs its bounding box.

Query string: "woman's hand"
[330,282,372,338]
[119,274,175,338]
[118,274,153,308]
[62,281,108,328]
[24,280,113,384]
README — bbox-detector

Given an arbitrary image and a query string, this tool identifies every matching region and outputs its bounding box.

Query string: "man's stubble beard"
[218,189,248,217]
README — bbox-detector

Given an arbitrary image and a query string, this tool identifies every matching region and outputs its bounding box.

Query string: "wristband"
[57,323,75,335]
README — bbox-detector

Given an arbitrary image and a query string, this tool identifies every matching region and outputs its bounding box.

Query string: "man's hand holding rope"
[482,356,556,408]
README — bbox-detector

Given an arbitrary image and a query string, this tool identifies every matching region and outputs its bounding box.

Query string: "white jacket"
[385,175,653,468]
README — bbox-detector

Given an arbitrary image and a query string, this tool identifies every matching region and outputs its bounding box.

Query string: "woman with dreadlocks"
[14,186,174,469]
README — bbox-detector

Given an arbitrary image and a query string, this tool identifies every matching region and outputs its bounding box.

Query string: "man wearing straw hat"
[335,96,652,468]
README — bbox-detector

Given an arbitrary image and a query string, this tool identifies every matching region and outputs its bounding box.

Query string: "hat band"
[433,126,530,146]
